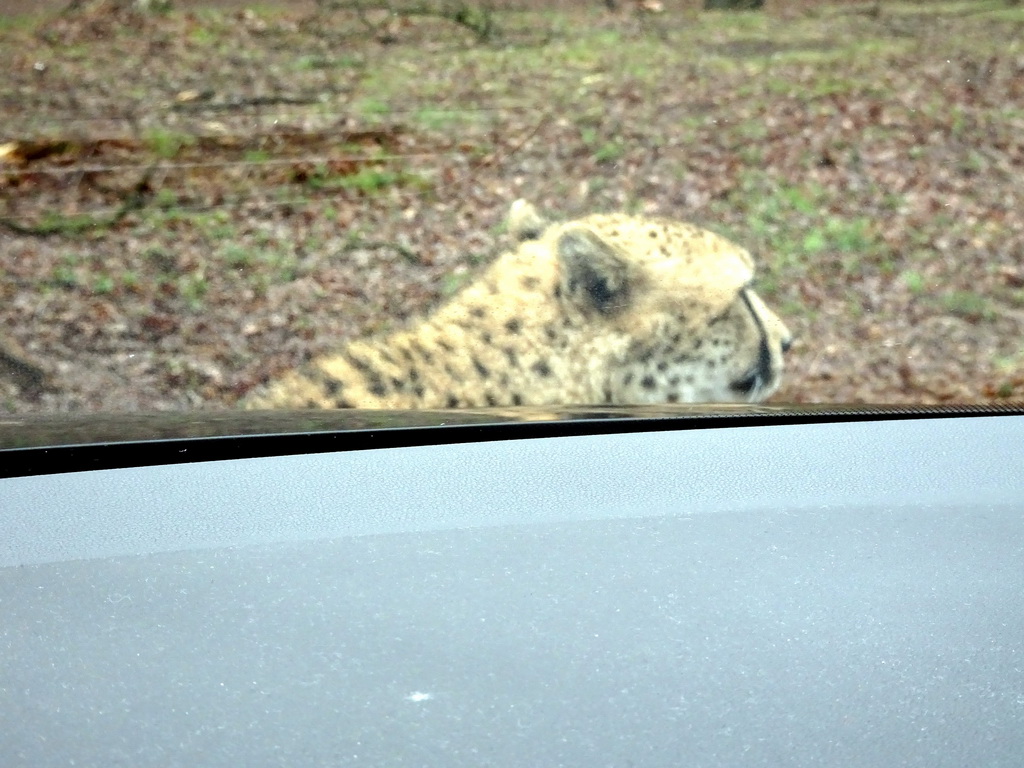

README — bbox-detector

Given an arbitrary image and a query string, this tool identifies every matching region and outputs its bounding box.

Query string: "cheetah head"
[508,200,793,404]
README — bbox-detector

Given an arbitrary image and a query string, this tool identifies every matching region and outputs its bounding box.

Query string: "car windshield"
[2,0,1022,422]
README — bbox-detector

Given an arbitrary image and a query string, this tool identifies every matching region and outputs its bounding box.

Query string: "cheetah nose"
[781,336,793,354]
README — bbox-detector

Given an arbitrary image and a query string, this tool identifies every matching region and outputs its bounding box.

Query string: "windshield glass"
[2,0,1022,417]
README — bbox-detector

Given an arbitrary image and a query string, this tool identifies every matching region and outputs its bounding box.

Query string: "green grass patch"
[221,244,257,270]
[412,107,472,132]
[440,271,472,297]
[801,229,828,255]
[846,295,865,319]
[1005,289,1024,309]
[0,12,42,32]
[942,290,995,321]
[218,242,299,286]
[901,270,927,295]
[50,264,79,289]
[985,6,1024,23]
[91,274,116,295]
[593,141,625,165]
[353,98,392,120]
[144,128,196,160]
[121,270,140,291]
[178,272,209,311]
[196,211,235,241]
[153,188,179,209]
[304,165,429,194]
[559,30,622,67]
[294,55,335,71]
[884,0,1017,17]
[723,174,884,281]
[579,126,626,165]
[828,216,873,253]
[335,166,396,192]
[188,26,218,46]
[994,348,1024,374]
[27,212,103,237]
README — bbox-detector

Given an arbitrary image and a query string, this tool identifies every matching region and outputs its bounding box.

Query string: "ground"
[1,0,1023,412]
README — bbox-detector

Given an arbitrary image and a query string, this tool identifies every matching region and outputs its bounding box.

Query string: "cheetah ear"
[557,229,631,316]
[508,199,549,241]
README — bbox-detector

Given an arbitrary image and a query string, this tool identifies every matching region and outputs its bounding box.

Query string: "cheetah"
[243,200,793,409]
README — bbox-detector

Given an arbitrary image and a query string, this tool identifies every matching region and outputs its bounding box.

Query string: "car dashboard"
[2,405,1023,767]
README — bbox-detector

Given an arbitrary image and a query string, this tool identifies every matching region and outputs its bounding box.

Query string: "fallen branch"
[0,164,156,238]
[324,0,499,44]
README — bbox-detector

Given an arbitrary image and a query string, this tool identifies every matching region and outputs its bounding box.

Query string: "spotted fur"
[243,200,792,409]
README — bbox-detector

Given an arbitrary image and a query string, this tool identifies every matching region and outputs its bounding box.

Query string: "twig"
[169,95,324,113]
[460,110,551,194]
[0,336,50,398]
[334,238,420,263]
